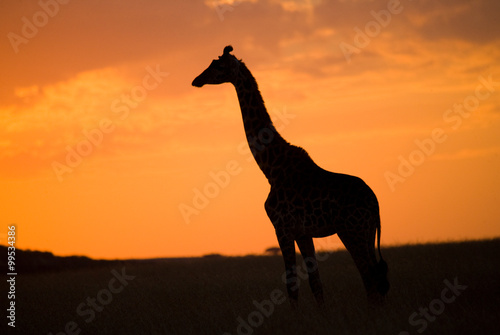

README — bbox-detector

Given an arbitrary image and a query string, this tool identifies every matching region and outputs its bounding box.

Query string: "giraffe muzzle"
[192,76,205,87]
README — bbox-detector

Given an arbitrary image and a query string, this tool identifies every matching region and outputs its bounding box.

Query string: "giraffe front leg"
[277,233,299,307]
[297,237,324,306]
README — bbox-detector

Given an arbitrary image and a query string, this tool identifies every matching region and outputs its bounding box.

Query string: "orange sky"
[1,0,499,259]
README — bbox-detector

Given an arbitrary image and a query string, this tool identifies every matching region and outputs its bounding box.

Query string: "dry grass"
[14,239,500,334]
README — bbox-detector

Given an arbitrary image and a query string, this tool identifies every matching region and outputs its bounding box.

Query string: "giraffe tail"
[375,218,390,295]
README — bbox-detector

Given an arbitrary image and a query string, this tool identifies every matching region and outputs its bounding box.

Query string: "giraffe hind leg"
[338,230,384,302]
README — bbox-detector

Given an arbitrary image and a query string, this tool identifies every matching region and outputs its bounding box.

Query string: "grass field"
[9,239,500,334]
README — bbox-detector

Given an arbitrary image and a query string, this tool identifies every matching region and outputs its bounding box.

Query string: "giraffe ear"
[223,45,233,56]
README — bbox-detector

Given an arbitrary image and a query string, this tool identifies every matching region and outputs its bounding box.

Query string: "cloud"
[3,0,498,100]
[0,62,241,178]
[0,66,172,177]
[0,69,118,151]
[0,1,211,103]
[404,0,500,43]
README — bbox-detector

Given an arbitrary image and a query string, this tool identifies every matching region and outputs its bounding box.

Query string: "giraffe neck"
[232,62,289,181]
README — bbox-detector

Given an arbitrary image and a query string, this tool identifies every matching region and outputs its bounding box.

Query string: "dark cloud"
[408,0,500,43]
[314,0,500,43]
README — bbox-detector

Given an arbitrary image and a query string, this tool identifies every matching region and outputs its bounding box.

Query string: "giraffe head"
[192,45,240,87]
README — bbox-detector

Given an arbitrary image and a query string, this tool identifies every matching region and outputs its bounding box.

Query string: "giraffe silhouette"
[192,46,389,306]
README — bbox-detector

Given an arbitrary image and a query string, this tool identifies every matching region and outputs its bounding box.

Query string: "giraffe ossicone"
[192,45,389,306]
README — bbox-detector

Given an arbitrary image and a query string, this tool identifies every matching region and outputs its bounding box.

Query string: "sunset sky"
[1,0,499,259]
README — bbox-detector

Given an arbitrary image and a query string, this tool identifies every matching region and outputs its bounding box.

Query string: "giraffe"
[192,46,389,306]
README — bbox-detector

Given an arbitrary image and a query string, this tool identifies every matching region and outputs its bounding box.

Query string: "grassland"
[8,239,500,334]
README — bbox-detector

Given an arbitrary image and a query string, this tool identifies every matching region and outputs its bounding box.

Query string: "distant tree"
[202,253,224,259]
[265,247,281,256]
